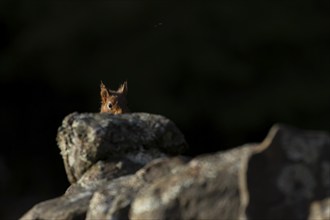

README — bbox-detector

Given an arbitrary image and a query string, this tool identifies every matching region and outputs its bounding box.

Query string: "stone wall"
[21,113,330,220]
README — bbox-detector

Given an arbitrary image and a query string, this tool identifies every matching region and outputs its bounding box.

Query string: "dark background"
[0,1,329,219]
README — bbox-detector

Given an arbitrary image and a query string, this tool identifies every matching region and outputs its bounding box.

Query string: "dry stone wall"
[21,113,330,220]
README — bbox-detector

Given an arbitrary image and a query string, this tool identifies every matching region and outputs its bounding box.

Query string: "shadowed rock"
[20,191,92,220]
[128,125,330,220]
[20,113,330,220]
[246,124,330,220]
[308,198,330,220]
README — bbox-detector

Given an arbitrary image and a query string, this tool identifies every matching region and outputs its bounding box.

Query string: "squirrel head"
[100,81,129,114]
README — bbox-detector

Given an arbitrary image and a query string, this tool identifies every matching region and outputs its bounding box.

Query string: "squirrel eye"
[107,102,113,109]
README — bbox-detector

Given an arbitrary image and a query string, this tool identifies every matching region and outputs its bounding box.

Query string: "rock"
[56,112,188,183]
[130,145,256,220]
[65,157,143,195]
[308,198,330,220]
[246,124,330,220]
[85,174,141,220]
[86,157,188,220]
[20,190,92,220]
[20,112,330,220]
[21,113,188,220]
[130,124,330,220]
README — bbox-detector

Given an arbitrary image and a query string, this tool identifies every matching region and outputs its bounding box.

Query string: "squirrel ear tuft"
[100,81,110,102]
[117,81,128,95]
[100,81,107,89]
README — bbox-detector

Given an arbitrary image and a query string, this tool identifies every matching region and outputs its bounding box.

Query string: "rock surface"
[21,113,330,220]
[130,145,255,220]
[246,125,330,220]
[56,112,188,183]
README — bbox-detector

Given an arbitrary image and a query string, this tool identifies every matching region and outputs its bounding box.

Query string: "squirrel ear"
[100,81,107,90]
[100,81,110,102]
[117,81,128,95]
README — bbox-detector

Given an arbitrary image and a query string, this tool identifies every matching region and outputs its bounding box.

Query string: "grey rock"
[20,190,93,220]
[86,174,141,220]
[246,124,330,220]
[65,157,143,195]
[130,124,330,220]
[57,112,188,183]
[308,198,330,220]
[21,112,330,220]
[130,145,256,220]
[21,113,188,220]
[86,157,188,220]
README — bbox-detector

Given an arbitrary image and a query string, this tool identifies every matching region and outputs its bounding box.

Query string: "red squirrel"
[100,81,130,114]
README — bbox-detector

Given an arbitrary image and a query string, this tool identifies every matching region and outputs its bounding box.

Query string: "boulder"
[56,112,188,183]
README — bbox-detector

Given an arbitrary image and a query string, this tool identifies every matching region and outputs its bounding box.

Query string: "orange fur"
[100,81,129,114]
